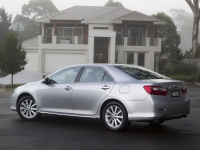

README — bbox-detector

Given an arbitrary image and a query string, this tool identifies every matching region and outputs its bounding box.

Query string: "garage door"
[24,52,38,71]
[44,53,86,73]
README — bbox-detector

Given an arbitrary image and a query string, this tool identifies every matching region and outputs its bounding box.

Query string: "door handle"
[65,86,71,91]
[101,85,110,90]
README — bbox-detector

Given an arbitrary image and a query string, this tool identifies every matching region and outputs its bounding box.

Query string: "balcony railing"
[78,36,88,44]
[128,38,146,46]
[150,38,158,46]
[56,36,75,44]
[42,36,52,44]
[116,37,124,45]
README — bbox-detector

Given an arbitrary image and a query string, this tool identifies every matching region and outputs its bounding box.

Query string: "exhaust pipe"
[182,115,187,118]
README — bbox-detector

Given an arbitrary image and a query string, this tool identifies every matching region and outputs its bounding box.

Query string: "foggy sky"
[0,0,192,20]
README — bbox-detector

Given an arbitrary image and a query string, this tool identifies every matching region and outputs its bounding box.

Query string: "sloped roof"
[36,6,165,24]
[22,36,38,47]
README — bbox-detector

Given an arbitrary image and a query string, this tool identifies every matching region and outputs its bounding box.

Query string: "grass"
[4,84,24,91]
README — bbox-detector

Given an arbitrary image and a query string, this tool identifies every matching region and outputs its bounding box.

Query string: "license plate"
[171,91,180,97]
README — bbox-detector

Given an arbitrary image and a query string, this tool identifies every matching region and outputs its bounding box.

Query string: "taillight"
[143,86,168,96]
[181,83,187,94]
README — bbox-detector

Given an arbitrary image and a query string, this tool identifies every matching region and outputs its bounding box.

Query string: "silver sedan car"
[11,64,190,131]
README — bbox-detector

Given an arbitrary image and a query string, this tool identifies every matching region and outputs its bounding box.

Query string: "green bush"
[167,74,196,82]
[162,61,198,76]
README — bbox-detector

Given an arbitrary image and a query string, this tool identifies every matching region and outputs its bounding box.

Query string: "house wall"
[23,22,162,73]
[24,48,38,72]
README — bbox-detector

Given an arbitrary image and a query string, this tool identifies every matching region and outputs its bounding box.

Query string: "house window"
[116,27,124,45]
[138,53,145,66]
[115,52,118,63]
[154,53,160,72]
[127,53,134,64]
[127,28,147,46]
[56,27,83,44]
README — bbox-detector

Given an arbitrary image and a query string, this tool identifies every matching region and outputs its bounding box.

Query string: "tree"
[13,15,38,41]
[0,7,12,45]
[0,32,27,86]
[168,9,194,52]
[152,12,181,56]
[22,0,58,19]
[105,0,124,7]
[185,0,199,58]
[184,46,200,58]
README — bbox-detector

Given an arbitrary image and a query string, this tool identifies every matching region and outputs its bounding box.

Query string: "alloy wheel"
[105,105,123,129]
[20,99,37,119]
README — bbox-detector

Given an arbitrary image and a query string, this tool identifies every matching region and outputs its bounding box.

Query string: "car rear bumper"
[124,95,190,122]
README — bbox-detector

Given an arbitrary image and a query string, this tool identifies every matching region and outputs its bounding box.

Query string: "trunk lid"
[144,79,186,101]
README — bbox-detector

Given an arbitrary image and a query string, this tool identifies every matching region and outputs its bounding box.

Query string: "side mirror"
[43,77,49,84]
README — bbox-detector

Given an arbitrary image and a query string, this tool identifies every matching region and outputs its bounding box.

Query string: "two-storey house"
[22,6,165,73]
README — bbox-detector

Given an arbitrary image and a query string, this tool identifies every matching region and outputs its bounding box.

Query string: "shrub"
[162,61,198,76]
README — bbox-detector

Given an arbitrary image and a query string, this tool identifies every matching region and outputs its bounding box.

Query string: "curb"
[0,89,6,93]
[194,82,200,86]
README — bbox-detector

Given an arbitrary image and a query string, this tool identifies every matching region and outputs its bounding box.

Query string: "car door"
[72,66,115,116]
[37,66,81,114]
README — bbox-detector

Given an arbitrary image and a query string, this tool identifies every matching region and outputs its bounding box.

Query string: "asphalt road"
[0,85,200,150]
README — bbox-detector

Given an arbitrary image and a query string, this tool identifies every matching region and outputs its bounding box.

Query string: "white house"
[22,6,165,74]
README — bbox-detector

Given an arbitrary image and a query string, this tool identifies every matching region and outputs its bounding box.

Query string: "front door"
[38,67,81,114]
[94,37,109,63]
[72,66,115,115]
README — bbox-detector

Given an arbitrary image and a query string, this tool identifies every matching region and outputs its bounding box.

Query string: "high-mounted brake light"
[143,86,168,96]
[181,83,187,94]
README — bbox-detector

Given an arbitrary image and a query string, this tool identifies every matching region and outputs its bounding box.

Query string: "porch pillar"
[88,36,94,63]
[53,36,57,44]
[124,37,128,46]
[157,38,162,48]
[146,38,150,46]
[38,35,42,73]
[74,36,78,44]
[109,37,116,63]
[134,53,138,65]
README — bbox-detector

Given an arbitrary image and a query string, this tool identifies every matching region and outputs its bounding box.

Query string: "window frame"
[47,66,82,84]
[77,66,115,83]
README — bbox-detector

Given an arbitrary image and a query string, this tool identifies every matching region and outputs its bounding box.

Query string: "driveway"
[0,85,200,150]
[0,71,47,85]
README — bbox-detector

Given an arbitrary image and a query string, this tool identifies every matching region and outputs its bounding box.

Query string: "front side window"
[48,67,81,84]
[79,67,114,83]
[115,65,169,80]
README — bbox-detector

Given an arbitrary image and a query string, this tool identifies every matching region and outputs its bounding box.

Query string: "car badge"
[173,85,177,88]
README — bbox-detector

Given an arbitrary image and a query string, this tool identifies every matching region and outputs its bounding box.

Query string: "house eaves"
[120,18,156,21]
[81,21,122,24]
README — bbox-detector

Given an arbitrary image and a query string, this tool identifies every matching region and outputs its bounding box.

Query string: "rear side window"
[103,72,114,82]
[115,65,169,80]
[79,66,115,83]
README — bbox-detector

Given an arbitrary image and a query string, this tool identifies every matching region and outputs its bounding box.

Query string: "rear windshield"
[115,65,170,80]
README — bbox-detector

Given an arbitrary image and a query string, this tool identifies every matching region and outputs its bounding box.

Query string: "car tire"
[102,102,129,132]
[17,96,41,121]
